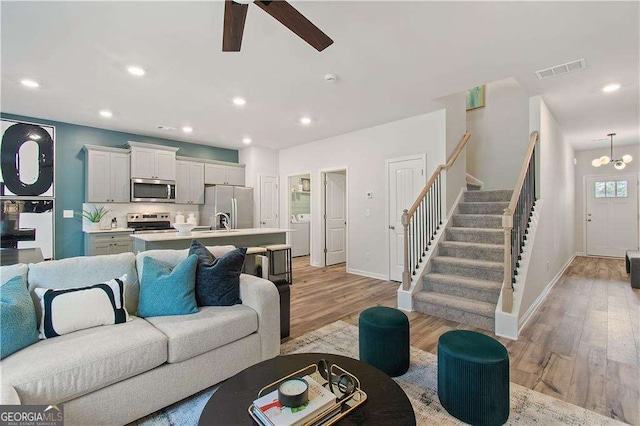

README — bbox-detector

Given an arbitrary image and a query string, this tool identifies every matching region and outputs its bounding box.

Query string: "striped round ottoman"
[359,306,410,377]
[438,330,509,425]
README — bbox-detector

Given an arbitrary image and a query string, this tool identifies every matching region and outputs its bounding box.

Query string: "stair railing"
[501,131,539,312]
[401,132,471,290]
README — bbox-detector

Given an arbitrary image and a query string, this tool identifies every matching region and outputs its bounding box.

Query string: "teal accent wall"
[1,113,238,259]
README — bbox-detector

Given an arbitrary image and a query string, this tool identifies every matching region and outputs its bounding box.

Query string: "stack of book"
[251,375,339,426]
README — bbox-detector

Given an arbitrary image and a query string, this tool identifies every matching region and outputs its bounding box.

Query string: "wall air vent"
[156,125,177,131]
[535,59,586,80]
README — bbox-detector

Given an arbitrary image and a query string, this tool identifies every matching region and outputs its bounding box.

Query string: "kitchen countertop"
[83,228,135,234]
[131,227,294,242]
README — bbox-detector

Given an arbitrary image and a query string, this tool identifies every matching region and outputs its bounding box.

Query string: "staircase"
[413,189,511,331]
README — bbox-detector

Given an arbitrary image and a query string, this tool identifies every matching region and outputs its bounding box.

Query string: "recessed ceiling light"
[127,66,146,76]
[99,110,113,118]
[20,79,40,88]
[182,126,193,133]
[242,137,252,144]
[299,117,312,125]
[602,83,621,93]
[232,97,246,106]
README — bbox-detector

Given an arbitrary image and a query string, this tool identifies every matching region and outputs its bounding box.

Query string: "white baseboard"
[518,252,577,330]
[574,251,585,257]
[346,268,388,281]
[310,261,321,267]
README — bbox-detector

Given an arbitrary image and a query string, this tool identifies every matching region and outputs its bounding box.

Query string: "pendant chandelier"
[591,133,633,170]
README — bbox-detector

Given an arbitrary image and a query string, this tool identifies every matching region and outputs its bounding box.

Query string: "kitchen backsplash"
[82,202,201,231]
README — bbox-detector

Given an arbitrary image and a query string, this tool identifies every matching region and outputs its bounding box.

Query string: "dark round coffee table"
[199,352,416,425]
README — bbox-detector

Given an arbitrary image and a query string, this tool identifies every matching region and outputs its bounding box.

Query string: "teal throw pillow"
[138,254,199,317]
[1,276,39,359]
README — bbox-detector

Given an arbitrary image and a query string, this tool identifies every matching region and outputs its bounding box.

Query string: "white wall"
[239,146,279,227]
[278,110,447,278]
[574,145,640,254]
[466,78,530,190]
[437,91,468,212]
[519,96,575,320]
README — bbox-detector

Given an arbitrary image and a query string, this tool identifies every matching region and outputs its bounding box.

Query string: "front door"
[260,175,278,228]
[325,172,346,266]
[586,174,639,257]
[388,157,424,282]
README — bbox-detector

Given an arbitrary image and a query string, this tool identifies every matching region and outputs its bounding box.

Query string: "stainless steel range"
[127,212,210,234]
[127,213,173,234]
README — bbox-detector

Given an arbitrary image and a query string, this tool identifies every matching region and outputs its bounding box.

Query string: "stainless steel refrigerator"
[200,186,253,229]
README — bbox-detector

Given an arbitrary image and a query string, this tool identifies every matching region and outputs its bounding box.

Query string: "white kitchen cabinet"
[226,166,245,186]
[204,163,245,186]
[84,231,133,256]
[84,145,130,203]
[204,164,227,185]
[128,142,178,180]
[176,160,204,204]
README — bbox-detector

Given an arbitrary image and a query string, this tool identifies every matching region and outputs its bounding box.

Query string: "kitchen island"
[131,228,293,253]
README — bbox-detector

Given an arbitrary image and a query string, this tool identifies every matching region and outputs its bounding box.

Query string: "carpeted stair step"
[439,241,504,262]
[413,291,495,331]
[431,256,504,282]
[452,214,502,229]
[423,273,502,303]
[446,227,503,244]
[464,190,512,203]
[466,183,482,191]
[459,201,509,215]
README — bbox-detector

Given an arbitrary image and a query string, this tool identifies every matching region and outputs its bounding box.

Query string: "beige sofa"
[0,246,280,425]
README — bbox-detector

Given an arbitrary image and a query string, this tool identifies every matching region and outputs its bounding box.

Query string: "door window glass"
[616,181,628,197]
[595,180,628,198]
[605,181,616,197]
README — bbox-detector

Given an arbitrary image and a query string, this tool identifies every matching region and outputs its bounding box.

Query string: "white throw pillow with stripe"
[34,275,131,339]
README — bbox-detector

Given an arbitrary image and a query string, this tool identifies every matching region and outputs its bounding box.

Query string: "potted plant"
[82,205,111,231]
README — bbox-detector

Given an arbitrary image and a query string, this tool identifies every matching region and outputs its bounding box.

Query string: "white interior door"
[325,172,346,266]
[586,174,639,257]
[260,175,278,228]
[388,158,424,282]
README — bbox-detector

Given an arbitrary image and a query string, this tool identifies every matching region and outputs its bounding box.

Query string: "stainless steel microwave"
[131,179,176,203]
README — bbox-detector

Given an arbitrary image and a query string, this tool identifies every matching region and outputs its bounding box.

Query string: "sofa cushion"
[27,253,139,321]
[0,316,167,405]
[0,263,28,285]
[136,246,235,279]
[189,240,245,306]
[1,276,39,359]
[144,305,258,363]
[35,276,130,339]
[138,255,198,317]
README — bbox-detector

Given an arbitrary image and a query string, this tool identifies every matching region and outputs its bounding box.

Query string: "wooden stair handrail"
[407,132,471,218]
[506,131,539,214]
[501,130,539,314]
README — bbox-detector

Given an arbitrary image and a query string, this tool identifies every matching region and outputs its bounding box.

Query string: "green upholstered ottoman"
[359,306,410,377]
[438,330,509,425]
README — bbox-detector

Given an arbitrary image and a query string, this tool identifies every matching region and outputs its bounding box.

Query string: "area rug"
[133,321,625,426]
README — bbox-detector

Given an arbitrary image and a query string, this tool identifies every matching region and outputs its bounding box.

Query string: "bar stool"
[244,247,268,278]
[265,244,292,339]
[265,244,293,285]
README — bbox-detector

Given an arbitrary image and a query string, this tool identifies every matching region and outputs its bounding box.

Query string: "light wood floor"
[288,255,640,425]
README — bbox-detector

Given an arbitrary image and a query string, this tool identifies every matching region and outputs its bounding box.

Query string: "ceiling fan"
[222,0,333,52]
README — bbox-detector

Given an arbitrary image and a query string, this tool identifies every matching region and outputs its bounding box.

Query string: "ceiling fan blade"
[254,1,333,52]
[223,0,249,52]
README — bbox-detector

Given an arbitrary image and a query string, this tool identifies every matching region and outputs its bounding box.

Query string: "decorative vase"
[88,222,101,231]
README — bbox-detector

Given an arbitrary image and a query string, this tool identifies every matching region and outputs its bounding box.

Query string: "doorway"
[322,169,347,266]
[586,174,639,257]
[387,156,425,282]
[288,173,311,259]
